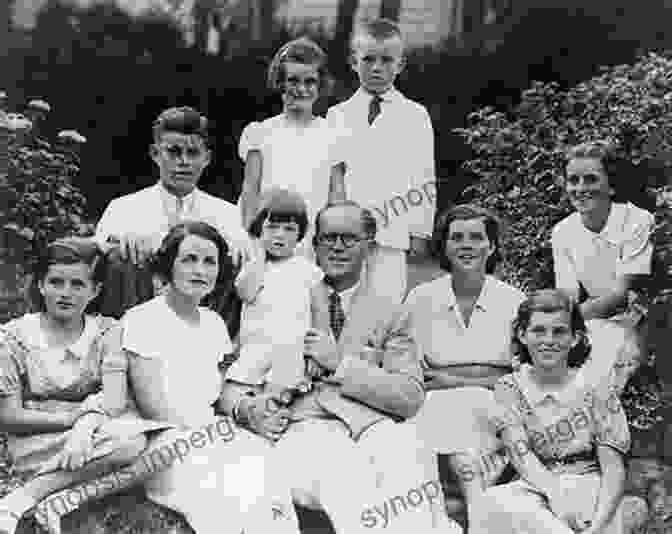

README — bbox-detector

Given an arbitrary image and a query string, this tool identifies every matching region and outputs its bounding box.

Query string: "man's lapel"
[337,278,386,356]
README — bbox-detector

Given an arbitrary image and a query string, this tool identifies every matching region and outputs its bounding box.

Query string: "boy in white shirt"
[327,18,436,304]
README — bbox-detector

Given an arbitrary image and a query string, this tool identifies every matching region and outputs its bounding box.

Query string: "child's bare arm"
[240,149,263,229]
[328,161,347,204]
[100,325,129,418]
[235,251,266,303]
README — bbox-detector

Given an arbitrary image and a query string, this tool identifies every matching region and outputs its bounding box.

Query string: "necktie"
[368,95,383,125]
[328,291,346,341]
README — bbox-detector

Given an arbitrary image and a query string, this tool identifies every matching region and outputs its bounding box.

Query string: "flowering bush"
[455,52,672,430]
[0,97,92,321]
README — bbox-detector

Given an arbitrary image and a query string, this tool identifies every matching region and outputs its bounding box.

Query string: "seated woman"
[552,140,655,392]
[471,290,629,534]
[0,238,161,534]
[44,221,299,534]
[404,204,526,506]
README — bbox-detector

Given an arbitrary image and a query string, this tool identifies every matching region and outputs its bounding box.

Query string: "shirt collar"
[518,364,584,406]
[355,86,401,105]
[582,201,628,246]
[26,314,98,360]
[157,181,198,211]
[443,274,497,312]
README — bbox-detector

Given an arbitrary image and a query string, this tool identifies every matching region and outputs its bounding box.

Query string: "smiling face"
[519,310,576,371]
[170,234,219,302]
[565,157,613,215]
[351,35,404,95]
[444,217,494,274]
[260,217,300,259]
[152,132,211,197]
[281,61,320,115]
[39,262,100,322]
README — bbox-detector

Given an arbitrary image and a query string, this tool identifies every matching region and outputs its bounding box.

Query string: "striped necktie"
[368,94,383,125]
[328,291,346,341]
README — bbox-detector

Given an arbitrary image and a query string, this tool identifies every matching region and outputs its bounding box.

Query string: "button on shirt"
[404,274,525,367]
[552,202,654,298]
[327,87,436,250]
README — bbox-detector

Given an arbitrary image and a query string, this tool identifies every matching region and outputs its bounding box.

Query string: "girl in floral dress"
[471,290,630,534]
[0,238,163,534]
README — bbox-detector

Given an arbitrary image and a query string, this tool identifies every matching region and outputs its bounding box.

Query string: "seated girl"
[227,188,322,399]
[0,238,164,534]
[552,140,655,392]
[471,290,630,534]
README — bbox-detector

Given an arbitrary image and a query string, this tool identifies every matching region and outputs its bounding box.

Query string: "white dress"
[238,114,346,257]
[552,201,654,391]
[228,254,323,389]
[122,296,300,534]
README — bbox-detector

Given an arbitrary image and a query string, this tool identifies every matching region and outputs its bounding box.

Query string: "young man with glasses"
[94,106,250,322]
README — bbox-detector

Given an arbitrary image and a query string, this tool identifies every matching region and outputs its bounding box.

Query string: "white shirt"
[122,295,232,427]
[552,202,654,298]
[238,114,346,229]
[403,274,525,367]
[229,255,323,388]
[94,183,250,257]
[327,87,436,250]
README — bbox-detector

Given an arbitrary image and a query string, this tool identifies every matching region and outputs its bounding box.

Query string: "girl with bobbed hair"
[238,37,347,256]
[471,290,631,534]
[552,140,655,392]
[405,204,526,507]
[0,237,163,534]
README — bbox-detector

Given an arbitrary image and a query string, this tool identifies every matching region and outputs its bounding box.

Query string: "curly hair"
[267,37,329,94]
[512,290,591,368]
[151,221,234,299]
[433,203,503,273]
[565,140,653,209]
[30,237,107,313]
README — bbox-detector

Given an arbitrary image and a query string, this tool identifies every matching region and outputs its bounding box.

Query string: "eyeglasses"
[315,233,364,248]
[284,75,320,90]
[159,144,206,161]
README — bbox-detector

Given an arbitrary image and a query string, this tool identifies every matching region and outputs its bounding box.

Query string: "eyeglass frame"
[314,232,367,248]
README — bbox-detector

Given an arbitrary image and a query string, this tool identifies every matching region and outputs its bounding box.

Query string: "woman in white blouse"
[552,140,655,392]
[405,204,526,508]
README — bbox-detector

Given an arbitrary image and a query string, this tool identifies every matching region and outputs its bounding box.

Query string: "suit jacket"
[288,277,425,440]
[326,87,436,249]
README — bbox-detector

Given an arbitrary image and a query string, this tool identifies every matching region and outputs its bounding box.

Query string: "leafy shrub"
[0,99,91,321]
[455,52,672,430]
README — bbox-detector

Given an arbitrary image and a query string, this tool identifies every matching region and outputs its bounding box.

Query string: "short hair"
[267,37,329,93]
[512,290,591,368]
[565,140,652,208]
[152,106,209,145]
[433,204,503,273]
[151,221,234,294]
[30,237,107,313]
[351,18,404,52]
[248,188,310,241]
[313,200,377,244]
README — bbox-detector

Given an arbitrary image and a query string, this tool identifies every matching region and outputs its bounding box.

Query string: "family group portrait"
[2,1,672,533]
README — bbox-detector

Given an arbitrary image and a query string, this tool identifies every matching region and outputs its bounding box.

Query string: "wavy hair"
[267,37,329,94]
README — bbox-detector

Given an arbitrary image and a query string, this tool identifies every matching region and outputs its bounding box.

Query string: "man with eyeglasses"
[218,201,462,534]
[94,107,250,324]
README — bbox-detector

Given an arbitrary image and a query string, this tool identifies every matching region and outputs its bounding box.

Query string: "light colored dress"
[404,274,525,456]
[122,295,300,534]
[238,114,346,258]
[552,201,655,391]
[227,254,323,389]
[470,364,631,534]
[0,313,163,477]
